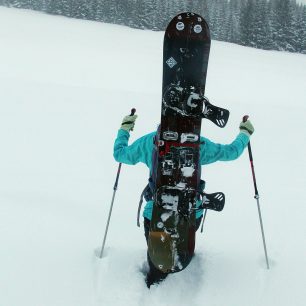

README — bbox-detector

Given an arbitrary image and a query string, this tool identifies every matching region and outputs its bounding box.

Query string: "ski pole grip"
[130,108,136,116]
[243,115,249,123]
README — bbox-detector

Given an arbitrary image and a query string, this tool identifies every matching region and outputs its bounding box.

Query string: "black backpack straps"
[196,179,206,200]
[137,131,159,227]
[137,182,154,227]
[137,185,147,227]
[137,179,155,227]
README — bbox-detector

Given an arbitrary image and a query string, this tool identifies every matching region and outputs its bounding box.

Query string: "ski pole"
[99,108,136,259]
[243,115,270,269]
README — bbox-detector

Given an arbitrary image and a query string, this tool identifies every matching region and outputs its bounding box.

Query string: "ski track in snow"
[1,6,306,306]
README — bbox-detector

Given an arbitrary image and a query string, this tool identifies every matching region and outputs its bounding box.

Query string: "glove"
[120,114,138,132]
[239,119,254,136]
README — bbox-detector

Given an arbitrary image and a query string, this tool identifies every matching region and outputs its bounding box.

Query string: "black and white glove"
[239,119,254,136]
[120,113,138,132]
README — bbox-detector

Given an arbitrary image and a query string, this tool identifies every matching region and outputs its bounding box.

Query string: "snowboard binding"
[201,97,230,128]
[196,191,225,212]
[163,84,230,128]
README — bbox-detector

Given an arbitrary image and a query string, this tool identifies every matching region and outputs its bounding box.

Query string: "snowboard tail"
[148,187,196,273]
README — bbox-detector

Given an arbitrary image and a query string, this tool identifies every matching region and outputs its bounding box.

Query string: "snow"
[1,6,306,306]
[181,166,195,177]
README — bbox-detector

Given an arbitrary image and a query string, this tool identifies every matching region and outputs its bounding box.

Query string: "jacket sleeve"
[113,129,154,168]
[200,132,249,165]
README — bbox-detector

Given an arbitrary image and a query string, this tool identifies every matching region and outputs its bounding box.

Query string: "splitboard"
[148,12,214,273]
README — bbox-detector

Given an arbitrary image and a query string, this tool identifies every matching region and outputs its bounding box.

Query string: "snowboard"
[148,12,228,274]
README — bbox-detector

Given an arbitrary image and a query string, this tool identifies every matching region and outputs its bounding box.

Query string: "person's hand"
[121,113,138,132]
[239,119,254,136]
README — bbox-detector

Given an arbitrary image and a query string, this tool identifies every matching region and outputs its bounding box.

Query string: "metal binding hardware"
[181,133,199,143]
[157,140,165,146]
[163,131,179,141]
[162,153,174,175]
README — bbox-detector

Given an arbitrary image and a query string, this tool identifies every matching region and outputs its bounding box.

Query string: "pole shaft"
[200,209,208,233]
[247,142,270,269]
[99,163,122,258]
[255,197,270,269]
[248,143,259,196]
[99,190,117,258]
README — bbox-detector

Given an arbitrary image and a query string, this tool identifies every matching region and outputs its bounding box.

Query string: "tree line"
[1,0,306,54]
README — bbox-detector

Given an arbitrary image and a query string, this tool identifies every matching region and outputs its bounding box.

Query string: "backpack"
[137,127,205,226]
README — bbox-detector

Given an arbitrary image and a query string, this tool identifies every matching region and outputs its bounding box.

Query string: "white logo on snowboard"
[176,22,185,31]
[166,57,177,68]
[194,24,202,33]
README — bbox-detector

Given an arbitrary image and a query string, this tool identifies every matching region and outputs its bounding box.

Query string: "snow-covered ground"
[1,6,306,306]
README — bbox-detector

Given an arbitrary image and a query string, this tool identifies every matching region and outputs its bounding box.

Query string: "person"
[113,112,254,288]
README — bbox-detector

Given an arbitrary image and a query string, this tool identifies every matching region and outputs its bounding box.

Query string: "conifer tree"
[1,0,306,54]
[226,0,242,44]
[240,0,256,46]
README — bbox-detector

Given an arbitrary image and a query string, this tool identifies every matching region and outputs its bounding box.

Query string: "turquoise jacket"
[114,129,249,220]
